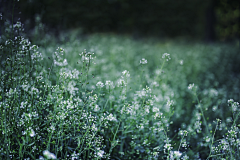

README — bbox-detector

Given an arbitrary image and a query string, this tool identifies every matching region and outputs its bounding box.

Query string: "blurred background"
[0,0,239,42]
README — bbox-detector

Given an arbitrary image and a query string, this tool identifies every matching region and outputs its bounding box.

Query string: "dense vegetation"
[0,1,240,159]
[0,14,240,159]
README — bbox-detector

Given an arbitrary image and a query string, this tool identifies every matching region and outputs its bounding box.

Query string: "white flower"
[140,58,147,64]
[181,154,189,160]
[152,106,159,113]
[122,70,130,77]
[117,79,126,87]
[170,151,182,159]
[167,99,174,107]
[30,128,35,137]
[72,69,80,79]
[228,99,234,104]
[67,81,78,96]
[105,80,114,89]
[97,149,104,158]
[164,143,172,151]
[92,123,98,132]
[54,58,68,66]
[180,60,184,65]
[13,21,22,29]
[39,156,44,160]
[162,53,171,61]
[107,113,117,122]
[93,104,100,112]
[43,150,56,159]
[204,136,211,143]
[96,81,104,88]
[188,83,194,90]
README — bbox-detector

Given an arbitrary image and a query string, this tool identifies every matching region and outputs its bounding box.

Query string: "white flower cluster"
[106,113,118,122]
[164,143,172,152]
[122,70,130,78]
[188,83,195,90]
[41,150,56,159]
[96,148,105,158]
[54,58,68,66]
[47,125,55,133]
[228,99,239,112]
[22,127,35,137]
[166,99,174,107]
[89,94,100,112]
[140,58,147,64]
[169,151,182,159]
[96,81,104,88]
[162,53,171,61]
[13,21,22,29]
[53,47,68,67]
[117,79,126,87]
[67,81,78,96]
[105,80,114,90]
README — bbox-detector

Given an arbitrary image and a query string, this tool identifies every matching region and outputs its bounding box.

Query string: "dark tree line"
[0,0,239,41]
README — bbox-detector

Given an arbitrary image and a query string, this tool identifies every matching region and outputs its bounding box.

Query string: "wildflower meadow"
[0,8,240,160]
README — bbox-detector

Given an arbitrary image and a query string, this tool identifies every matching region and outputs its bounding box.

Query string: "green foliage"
[0,12,240,160]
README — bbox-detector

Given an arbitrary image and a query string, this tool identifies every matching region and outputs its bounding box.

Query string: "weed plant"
[0,7,240,160]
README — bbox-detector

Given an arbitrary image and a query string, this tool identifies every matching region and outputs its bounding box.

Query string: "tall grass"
[0,11,240,159]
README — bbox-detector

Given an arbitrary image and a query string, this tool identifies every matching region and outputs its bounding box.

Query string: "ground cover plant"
[0,13,240,159]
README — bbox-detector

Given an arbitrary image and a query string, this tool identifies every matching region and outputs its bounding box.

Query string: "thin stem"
[194,92,210,135]
[207,120,219,159]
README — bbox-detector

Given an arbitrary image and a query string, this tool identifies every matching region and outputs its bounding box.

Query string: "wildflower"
[97,149,104,158]
[67,81,78,96]
[13,21,22,29]
[209,88,218,97]
[107,113,117,122]
[179,60,184,65]
[140,58,147,64]
[39,156,44,160]
[179,130,188,136]
[181,155,189,160]
[204,136,211,143]
[228,129,237,138]
[122,70,130,77]
[164,143,172,151]
[105,80,114,89]
[93,104,100,112]
[54,59,68,66]
[188,83,194,90]
[167,99,174,107]
[228,99,234,104]
[43,150,56,159]
[117,79,126,87]
[29,128,35,137]
[92,123,98,132]
[153,151,159,157]
[170,151,182,159]
[162,53,171,61]
[96,81,104,88]
[72,69,80,79]
[152,106,159,113]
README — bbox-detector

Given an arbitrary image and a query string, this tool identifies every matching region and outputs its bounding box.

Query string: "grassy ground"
[0,25,240,159]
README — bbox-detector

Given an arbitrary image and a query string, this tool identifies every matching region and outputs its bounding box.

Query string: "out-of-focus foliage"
[15,0,206,39]
[215,0,239,41]
[1,0,238,41]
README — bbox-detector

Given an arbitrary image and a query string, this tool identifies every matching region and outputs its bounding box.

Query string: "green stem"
[207,120,219,159]
[195,92,210,135]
